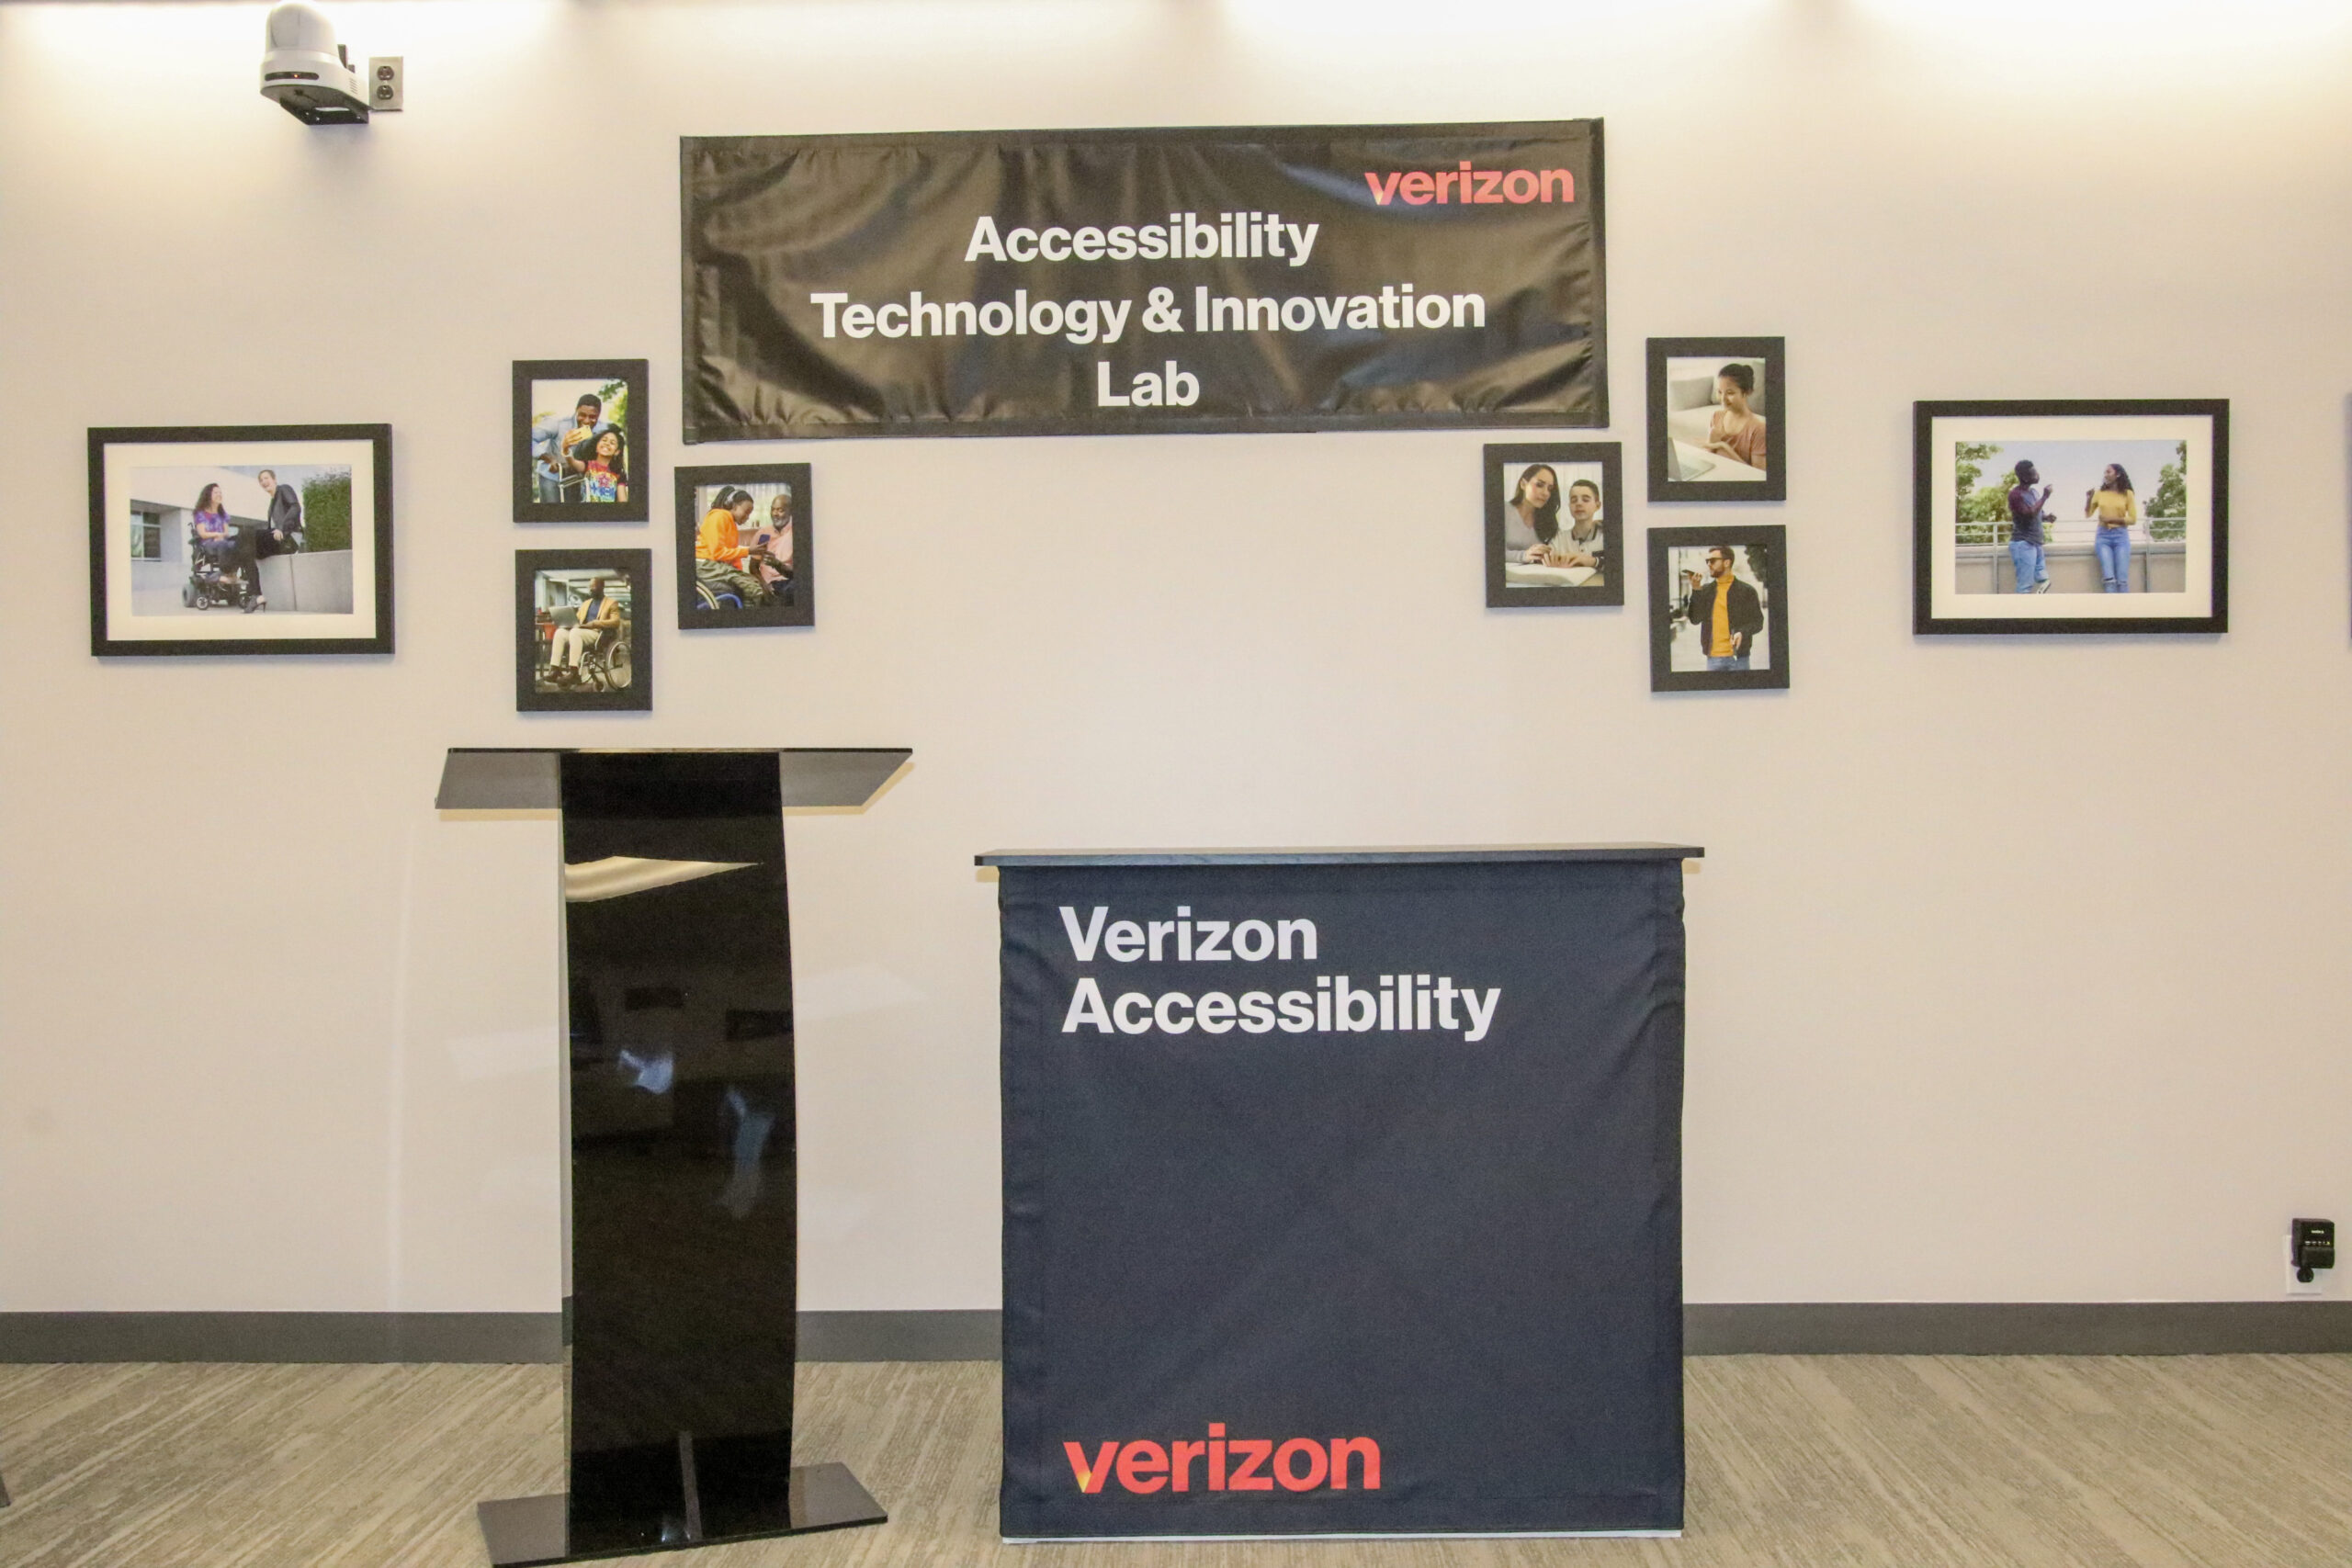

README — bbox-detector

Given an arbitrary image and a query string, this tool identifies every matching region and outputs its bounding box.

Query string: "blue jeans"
[2096,526,2132,592]
[1705,653,1750,671]
[2009,539,2047,592]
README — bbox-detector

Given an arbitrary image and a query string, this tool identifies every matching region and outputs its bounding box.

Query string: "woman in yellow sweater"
[2085,464,2138,592]
[695,487,777,607]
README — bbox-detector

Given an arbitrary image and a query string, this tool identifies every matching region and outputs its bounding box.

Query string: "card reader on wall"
[2290,1219,2335,1283]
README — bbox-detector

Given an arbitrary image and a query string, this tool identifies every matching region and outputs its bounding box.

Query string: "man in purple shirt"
[2006,459,2053,593]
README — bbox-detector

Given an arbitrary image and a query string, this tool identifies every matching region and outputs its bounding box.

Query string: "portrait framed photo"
[1646,525,1790,693]
[673,464,813,629]
[516,548,651,712]
[87,423,393,658]
[513,359,650,523]
[1484,442,1624,607]
[1646,337,1784,502]
[1913,400,2227,635]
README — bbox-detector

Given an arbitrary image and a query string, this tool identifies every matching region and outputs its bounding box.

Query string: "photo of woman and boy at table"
[1484,444,1622,607]
[674,464,814,628]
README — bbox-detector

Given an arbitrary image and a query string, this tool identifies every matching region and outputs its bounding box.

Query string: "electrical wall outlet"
[368,57,403,112]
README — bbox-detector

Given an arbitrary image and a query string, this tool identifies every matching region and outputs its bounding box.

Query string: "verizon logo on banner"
[1064,1427,1381,1495]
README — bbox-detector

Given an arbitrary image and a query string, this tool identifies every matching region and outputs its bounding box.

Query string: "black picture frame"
[1484,442,1625,607]
[513,359,650,523]
[1912,399,2228,636]
[87,423,394,658]
[1646,525,1790,693]
[673,464,814,629]
[1645,337,1784,503]
[516,548,653,712]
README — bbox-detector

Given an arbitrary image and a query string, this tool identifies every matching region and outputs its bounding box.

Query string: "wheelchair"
[580,620,633,692]
[536,613,633,693]
[182,538,258,612]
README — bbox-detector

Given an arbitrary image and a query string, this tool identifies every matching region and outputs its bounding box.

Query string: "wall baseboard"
[1685,1302,2352,1355]
[3,1303,2345,1364]
[0,1312,564,1364]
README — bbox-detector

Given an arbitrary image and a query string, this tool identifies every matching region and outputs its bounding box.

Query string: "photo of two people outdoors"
[127,463,353,617]
[1954,439,2188,595]
[513,360,650,523]
[529,379,631,507]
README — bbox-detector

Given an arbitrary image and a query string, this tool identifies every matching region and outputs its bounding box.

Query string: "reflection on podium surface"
[560,752,802,1552]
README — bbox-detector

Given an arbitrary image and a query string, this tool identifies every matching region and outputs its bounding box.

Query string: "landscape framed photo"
[1646,525,1789,693]
[1913,400,2227,635]
[87,423,393,658]
[513,359,650,523]
[673,463,813,629]
[1646,336,1784,502]
[1484,442,1624,607]
[516,548,651,712]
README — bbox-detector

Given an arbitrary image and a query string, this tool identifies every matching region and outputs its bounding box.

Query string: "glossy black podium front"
[438,748,910,1564]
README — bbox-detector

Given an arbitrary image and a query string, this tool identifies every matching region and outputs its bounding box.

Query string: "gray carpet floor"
[0,1355,2346,1565]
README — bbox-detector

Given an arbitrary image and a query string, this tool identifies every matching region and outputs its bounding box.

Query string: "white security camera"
[260,2,368,124]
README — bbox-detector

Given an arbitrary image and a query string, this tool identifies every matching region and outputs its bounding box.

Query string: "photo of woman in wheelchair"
[184,483,262,613]
[694,484,795,611]
[533,572,633,694]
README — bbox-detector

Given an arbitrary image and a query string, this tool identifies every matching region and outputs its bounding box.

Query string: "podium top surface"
[976,843,1703,867]
[437,748,911,813]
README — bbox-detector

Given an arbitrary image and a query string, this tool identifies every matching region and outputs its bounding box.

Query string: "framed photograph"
[1914,400,2227,635]
[1646,337,1784,502]
[1647,525,1790,693]
[1484,442,1624,607]
[674,464,813,629]
[513,359,649,522]
[516,549,651,712]
[87,424,393,658]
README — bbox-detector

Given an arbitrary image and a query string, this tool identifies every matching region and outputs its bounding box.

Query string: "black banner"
[995,854,1683,1539]
[682,122,1605,441]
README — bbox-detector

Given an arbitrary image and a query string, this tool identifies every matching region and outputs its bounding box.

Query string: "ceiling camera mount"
[260,3,368,125]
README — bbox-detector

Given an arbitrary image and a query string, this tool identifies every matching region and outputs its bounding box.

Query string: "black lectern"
[438,747,910,1565]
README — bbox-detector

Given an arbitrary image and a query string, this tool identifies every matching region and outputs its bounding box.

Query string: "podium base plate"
[477,1462,886,1565]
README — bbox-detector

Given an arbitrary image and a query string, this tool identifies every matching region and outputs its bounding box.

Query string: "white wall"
[3,0,2349,1316]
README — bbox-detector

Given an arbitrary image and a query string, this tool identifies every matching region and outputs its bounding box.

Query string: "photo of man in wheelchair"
[531,569,635,694]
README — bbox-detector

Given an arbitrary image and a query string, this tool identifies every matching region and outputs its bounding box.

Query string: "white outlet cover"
[368,56,402,113]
